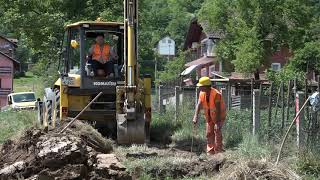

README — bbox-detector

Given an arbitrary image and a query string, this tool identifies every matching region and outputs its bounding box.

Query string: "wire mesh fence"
[152,79,320,150]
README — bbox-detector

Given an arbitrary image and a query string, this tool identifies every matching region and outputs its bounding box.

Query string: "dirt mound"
[217,159,300,180]
[0,121,131,180]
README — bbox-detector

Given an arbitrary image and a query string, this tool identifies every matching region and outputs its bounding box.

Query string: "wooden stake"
[253,89,261,135]
[286,80,292,125]
[267,82,274,131]
[274,82,282,122]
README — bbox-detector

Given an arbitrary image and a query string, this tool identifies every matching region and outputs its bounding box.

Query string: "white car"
[7,92,37,110]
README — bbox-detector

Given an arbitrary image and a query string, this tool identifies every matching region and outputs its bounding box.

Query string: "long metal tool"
[59,92,103,134]
[276,96,311,165]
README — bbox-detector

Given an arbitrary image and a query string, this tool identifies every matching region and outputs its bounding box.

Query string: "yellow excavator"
[37,0,151,144]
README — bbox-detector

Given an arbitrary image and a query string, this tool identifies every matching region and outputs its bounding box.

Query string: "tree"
[289,41,320,73]
[0,0,203,83]
[15,33,32,71]
[198,0,319,75]
[157,51,188,84]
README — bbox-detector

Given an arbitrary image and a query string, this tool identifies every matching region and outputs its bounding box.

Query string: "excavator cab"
[64,21,125,90]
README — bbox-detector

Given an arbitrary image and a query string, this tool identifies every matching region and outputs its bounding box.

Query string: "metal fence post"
[296,91,305,149]
[250,78,254,123]
[158,85,163,113]
[227,82,231,110]
[253,89,261,136]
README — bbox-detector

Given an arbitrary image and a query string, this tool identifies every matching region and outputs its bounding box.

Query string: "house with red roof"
[181,18,292,86]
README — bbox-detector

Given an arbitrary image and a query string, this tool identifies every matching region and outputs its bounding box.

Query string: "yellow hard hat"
[71,40,79,48]
[197,76,211,87]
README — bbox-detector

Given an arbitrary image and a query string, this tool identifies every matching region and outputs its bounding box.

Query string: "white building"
[157,37,175,56]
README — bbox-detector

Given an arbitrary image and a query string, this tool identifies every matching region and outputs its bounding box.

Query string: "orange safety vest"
[199,88,226,124]
[92,43,110,61]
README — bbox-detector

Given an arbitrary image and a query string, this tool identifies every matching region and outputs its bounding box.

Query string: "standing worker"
[192,76,226,155]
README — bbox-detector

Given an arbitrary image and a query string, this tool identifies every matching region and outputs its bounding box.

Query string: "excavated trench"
[0,120,300,180]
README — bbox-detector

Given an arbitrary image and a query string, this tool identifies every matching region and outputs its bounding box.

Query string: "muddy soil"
[0,121,130,180]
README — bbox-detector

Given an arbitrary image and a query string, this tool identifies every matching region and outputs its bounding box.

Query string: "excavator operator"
[87,33,119,77]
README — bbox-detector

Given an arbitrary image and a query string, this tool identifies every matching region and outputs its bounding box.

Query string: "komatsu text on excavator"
[37,0,152,144]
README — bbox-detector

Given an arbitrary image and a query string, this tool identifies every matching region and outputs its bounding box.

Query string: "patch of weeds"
[122,155,192,179]
[296,151,320,179]
[0,110,36,143]
[234,133,272,160]
[170,100,206,150]
[151,111,177,144]
[138,173,154,180]
[223,109,251,149]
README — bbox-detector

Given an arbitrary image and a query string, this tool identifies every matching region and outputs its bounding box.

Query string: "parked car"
[7,92,37,110]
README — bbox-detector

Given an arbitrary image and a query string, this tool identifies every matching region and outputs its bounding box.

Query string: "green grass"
[0,72,41,144]
[148,104,318,179]
[13,72,45,99]
[296,150,320,179]
[0,110,36,143]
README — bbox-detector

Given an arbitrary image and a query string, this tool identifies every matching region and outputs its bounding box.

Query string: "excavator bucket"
[117,113,145,144]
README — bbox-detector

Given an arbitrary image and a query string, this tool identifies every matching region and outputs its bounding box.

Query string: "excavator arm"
[116,0,152,144]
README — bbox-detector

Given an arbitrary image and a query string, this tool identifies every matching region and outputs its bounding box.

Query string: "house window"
[271,63,281,71]
[162,39,166,43]
[191,42,199,49]
[206,39,214,57]
[201,38,215,57]
[168,39,172,44]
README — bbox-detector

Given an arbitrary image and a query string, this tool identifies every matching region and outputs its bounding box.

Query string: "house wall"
[260,46,291,72]
[270,47,291,67]
[0,55,14,108]
[158,37,175,56]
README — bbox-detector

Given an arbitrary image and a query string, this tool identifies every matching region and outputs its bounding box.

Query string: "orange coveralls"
[199,88,226,154]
